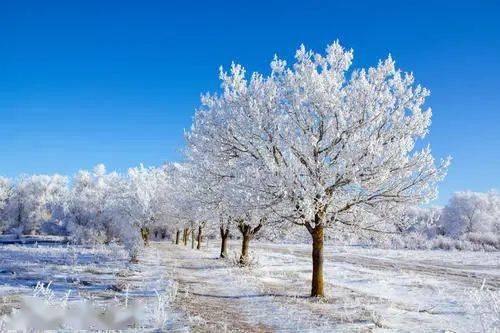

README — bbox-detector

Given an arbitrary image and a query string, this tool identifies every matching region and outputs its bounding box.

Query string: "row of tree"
[1,42,454,297]
[0,165,175,258]
[1,170,496,250]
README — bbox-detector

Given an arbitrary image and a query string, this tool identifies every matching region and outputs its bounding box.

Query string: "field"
[0,238,498,332]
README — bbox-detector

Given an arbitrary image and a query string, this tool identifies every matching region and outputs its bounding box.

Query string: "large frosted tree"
[188,41,449,296]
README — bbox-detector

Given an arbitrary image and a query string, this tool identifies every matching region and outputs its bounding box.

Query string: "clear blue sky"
[1,1,499,204]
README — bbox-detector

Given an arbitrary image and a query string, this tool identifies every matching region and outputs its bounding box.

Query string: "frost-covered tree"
[164,163,214,250]
[66,166,123,239]
[185,131,274,263]
[188,41,449,296]
[65,164,144,260]
[0,177,12,211]
[66,166,110,243]
[7,174,68,235]
[401,205,442,236]
[173,158,232,255]
[0,177,14,232]
[127,164,171,246]
[440,190,499,237]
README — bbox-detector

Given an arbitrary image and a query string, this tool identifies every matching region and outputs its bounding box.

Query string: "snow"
[0,239,186,330]
[172,241,499,332]
[0,239,498,331]
[248,242,499,332]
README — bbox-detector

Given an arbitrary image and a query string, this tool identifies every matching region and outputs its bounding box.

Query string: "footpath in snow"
[163,242,384,332]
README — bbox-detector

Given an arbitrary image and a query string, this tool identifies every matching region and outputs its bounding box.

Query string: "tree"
[66,164,150,262]
[163,163,194,246]
[402,205,442,237]
[187,41,449,296]
[0,177,12,211]
[8,174,68,235]
[440,190,499,237]
[196,221,206,250]
[127,164,171,246]
[0,177,14,233]
[64,164,144,260]
[217,211,231,258]
[177,161,232,257]
[186,99,279,263]
[175,228,181,244]
[66,165,118,244]
[164,162,217,251]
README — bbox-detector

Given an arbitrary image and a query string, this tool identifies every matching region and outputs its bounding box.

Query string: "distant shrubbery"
[377,233,499,252]
[353,191,499,251]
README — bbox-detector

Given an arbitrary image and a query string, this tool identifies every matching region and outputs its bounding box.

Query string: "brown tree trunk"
[140,227,150,246]
[237,222,262,265]
[240,233,251,264]
[191,228,195,249]
[220,226,229,258]
[183,228,189,246]
[310,225,325,297]
[196,225,202,250]
[175,229,181,245]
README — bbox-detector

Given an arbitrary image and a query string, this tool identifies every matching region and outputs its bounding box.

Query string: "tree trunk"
[196,225,202,250]
[183,228,189,246]
[191,229,195,249]
[240,233,251,264]
[140,227,150,246]
[220,226,229,258]
[237,222,262,265]
[175,229,181,245]
[310,225,325,297]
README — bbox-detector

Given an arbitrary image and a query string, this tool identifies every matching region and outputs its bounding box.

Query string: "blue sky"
[0,1,499,204]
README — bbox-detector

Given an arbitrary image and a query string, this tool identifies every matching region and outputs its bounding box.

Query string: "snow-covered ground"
[0,238,498,332]
[0,239,186,331]
[246,242,500,332]
[166,240,499,332]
